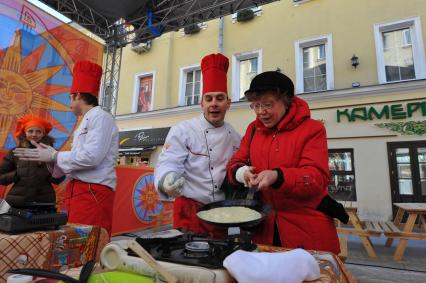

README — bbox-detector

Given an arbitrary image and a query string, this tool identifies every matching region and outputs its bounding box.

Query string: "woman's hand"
[236,166,257,188]
[243,166,258,188]
[252,170,278,191]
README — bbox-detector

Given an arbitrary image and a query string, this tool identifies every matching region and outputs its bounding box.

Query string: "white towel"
[223,249,320,283]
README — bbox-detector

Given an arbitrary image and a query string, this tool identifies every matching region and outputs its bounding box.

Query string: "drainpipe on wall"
[165,32,174,107]
[218,17,224,53]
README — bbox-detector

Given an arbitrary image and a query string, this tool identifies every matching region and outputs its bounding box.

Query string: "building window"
[303,45,326,92]
[383,28,415,81]
[133,72,155,113]
[185,69,201,105]
[328,149,357,201]
[374,17,426,84]
[239,58,258,98]
[179,65,202,106]
[295,34,334,93]
[232,49,262,101]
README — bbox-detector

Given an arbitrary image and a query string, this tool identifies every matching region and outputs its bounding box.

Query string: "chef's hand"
[236,165,257,188]
[161,172,185,198]
[13,140,58,163]
[46,163,54,173]
[252,170,278,191]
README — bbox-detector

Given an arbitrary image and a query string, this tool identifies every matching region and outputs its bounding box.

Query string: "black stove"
[131,230,256,269]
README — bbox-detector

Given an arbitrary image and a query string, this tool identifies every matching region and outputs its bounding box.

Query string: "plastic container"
[6,274,33,283]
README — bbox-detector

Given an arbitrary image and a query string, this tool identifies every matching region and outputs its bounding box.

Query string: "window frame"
[132,71,155,113]
[328,148,357,201]
[374,16,426,84]
[231,49,263,102]
[178,64,202,106]
[295,34,334,94]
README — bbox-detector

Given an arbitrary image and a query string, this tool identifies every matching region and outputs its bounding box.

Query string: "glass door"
[388,141,426,204]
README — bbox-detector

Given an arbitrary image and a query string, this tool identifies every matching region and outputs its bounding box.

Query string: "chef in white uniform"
[155,53,241,235]
[14,60,119,236]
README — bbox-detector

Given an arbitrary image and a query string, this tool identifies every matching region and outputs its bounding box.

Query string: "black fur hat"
[245,71,294,98]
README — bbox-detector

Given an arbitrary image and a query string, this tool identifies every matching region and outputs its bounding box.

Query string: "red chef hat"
[70,60,103,97]
[15,114,53,137]
[201,53,229,95]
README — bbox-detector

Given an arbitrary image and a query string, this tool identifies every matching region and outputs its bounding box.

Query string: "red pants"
[65,180,115,236]
[173,196,226,238]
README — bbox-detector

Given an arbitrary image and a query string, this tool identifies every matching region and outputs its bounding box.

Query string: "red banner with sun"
[0,0,103,196]
[50,165,173,236]
[111,166,174,236]
[21,165,173,235]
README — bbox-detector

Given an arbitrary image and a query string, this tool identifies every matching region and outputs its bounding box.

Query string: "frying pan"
[197,199,271,229]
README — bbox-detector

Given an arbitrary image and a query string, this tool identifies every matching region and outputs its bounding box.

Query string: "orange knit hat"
[15,114,53,137]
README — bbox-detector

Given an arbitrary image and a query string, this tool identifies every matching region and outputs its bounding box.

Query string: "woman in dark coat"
[0,114,65,208]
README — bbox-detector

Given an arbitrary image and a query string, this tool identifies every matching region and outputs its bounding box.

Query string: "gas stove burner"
[183,241,210,258]
[185,241,210,252]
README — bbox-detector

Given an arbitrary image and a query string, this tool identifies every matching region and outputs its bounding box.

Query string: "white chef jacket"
[154,114,241,204]
[57,106,119,190]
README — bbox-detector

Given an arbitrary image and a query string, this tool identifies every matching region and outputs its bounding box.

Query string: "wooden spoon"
[128,240,179,283]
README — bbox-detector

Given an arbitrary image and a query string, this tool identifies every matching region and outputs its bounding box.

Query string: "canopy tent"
[39,0,279,114]
[40,0,278,44]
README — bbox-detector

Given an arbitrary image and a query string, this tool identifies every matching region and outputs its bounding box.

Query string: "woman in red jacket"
[227,71,340,254]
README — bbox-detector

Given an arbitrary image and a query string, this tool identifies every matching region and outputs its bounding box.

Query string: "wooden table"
[385,203,426,261]
[61,246,358,283]
[336,201,379,258]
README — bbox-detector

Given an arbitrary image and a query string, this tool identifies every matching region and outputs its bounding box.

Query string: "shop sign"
[118,147,156,156]
[119,127,170,147]
[337,101,426,123]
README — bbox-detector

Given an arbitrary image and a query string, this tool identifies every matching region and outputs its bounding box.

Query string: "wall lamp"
[351,54,359,69]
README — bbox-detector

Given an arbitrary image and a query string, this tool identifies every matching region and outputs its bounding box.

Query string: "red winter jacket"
[227,97,340,254]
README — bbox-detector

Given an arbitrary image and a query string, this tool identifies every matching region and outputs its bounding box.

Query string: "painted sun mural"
[0,30,70,148]
[0,0,103,151]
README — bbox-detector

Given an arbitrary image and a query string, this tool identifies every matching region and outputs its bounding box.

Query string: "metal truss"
[121,0,279,44]
[41,0,112,38]
[100,35,123,116]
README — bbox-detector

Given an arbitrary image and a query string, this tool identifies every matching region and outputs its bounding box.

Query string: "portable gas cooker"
[128,198,270,270]
[0,201,67,233]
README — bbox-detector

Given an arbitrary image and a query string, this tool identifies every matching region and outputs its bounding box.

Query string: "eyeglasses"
[249,102,274,112]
